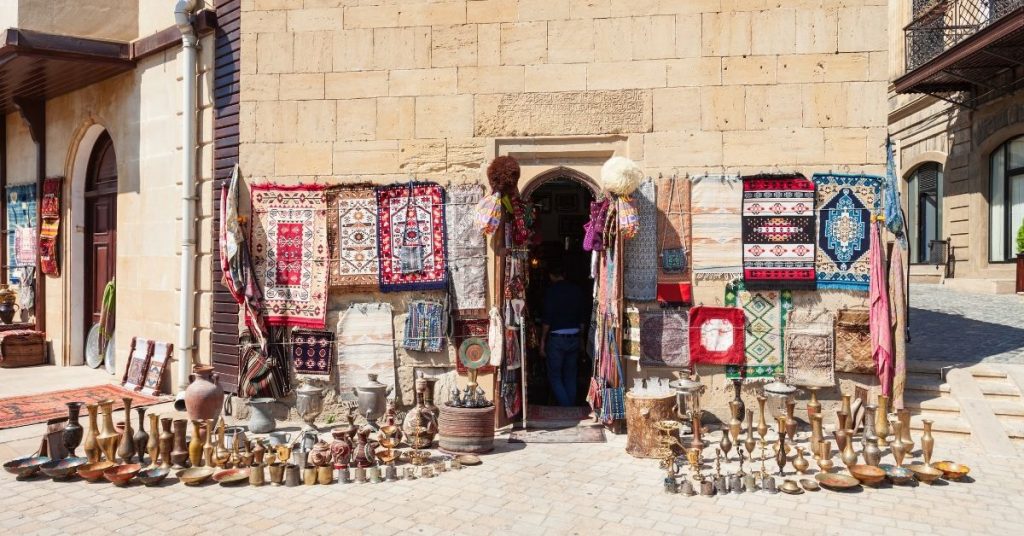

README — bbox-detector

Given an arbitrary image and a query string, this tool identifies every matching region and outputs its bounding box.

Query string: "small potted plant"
[1016,223,1024,294]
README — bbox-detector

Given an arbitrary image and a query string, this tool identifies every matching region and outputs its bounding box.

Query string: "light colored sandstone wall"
[14,0,139,41]
[2,30,217,392]
[239,0,892,416]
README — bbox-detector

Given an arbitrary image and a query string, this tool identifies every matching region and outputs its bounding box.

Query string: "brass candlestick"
[714,448,722,479]
[756,395,769,441]
[775,417,788,476]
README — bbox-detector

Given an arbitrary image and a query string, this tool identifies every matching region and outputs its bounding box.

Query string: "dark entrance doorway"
[525,174,596,414]
[84,131,117,337]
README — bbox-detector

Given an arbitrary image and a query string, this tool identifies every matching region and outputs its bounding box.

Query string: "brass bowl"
[779,479,804,495]
[908,463,943,484]
[799,478,820,491]
[848,464,886,487]
[176,467,215,486]
[456,454,481,466]
[654,420,681,432]
[103,463,141,486]
[213,468,250,486]
[814,472,860,490]
[879,464,913,485]
[40,457,88,480]
[137,467,170,487]
[3,455,51,479]
[932,461,970,481]
[75,461,116,482]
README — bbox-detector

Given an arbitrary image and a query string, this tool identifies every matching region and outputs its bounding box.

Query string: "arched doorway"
[524,167,597,415]
[83,131,117,342]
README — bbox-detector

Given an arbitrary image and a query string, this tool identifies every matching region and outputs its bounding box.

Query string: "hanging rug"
[251,184,329,329]
[376,183,448,292]
[292,329,335,376]
[785,311,836,388]
[813,173,881,292]
[741,174,816,290]
[690,175,743,279]
[688,305,746,365]
[327,185,379,290]
[639,310,690,368]
[725,280,792,381]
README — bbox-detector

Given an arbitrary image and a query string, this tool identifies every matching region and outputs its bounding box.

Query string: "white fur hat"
[600,156,643,196]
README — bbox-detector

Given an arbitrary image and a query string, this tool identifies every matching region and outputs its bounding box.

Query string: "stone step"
[979,381,1022,399]
[1001,420,1024,439]
[904,377,952,395]
[903,396,961,414]
[908,414,971,435]
[968,366,1009,379]
[988,398,1024,417]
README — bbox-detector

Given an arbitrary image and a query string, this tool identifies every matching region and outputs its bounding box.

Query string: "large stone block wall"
[238,0,892,418]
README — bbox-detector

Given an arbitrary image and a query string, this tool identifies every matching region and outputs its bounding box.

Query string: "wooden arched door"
[84,132,117,336]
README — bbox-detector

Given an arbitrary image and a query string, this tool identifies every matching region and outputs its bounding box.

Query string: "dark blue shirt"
[542,280,586,331]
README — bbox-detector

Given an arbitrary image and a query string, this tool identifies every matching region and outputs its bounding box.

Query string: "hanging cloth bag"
[600,325,626,421]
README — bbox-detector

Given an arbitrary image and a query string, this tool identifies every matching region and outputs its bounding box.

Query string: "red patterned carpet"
[0,384,166,429]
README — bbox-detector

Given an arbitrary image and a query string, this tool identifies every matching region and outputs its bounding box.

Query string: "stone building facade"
[237,0,894,415]
[887,0,1024,293]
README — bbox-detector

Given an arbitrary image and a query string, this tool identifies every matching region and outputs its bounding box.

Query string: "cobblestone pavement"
[1,429,1020,536]
[908,284,1024,364]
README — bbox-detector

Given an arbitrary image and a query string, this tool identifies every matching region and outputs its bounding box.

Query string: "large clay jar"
[158,417,174,469]
[117,397,137,463]
[171,419,189,467]
[62,402,84,457]
[146,413,160,467]
[133,407,149,466]
[83,403,101,463]
[402,390,438,448]
[351,427,376,468]
[189,420,204,467]
[96,399,119,462]
[182,365,224,421]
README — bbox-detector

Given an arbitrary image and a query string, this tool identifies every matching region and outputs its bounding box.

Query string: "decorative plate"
[104,332,116,375]
[85,324,102,369]
[458,337,490,370]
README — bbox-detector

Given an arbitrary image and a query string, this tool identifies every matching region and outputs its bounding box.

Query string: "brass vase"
[728,400,742,444]
[146,413,160,467]
[897,409,914,453]
[159,417,174,469]
[837,411,849,432]
[171,419,189,467]
[921,419,935,465]
[890,420,906,466]
[189,420,204,467]
[730,378,746,422]
[784,401,797,439]
[96,399,119,462]
[806,386,821,421]
[215,419,230,468]
[862,404,878,449]
[840,394,852,421]
[810,414,823,457]
[775,417,787,476]
[756,396,768,441]
[817,441,834,473]
[62,402,84,457]
[203,419,216,467]
[875,394,890,447]
[863,436,882,467]
[83,403,101,463]
[834,429,849,454]
[840,433,858,469]
[743,410,756,454]
[116,397,136,463]
[719,426,732,461]
[133,407,149,466]
[793,446,809,474]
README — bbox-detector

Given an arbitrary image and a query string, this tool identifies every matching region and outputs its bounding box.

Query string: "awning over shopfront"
[0,29,135,115]
[894,3,1024,108]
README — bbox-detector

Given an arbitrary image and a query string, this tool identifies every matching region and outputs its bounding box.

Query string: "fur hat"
[487,156,521,196]
[600,156,643,196]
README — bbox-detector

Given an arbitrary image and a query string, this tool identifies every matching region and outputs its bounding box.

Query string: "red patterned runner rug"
[251,184,329,328]
[0,384,166,429]
[741,173,816,290]
[376,183,448,292]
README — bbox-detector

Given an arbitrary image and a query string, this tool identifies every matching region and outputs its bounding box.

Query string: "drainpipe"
[174,0,199,406]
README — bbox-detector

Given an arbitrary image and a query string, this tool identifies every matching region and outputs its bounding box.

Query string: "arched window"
[907,162,942,264]
[989,136,1024,262]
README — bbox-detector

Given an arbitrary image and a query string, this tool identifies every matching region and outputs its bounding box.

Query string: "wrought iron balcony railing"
[905,0,1024,71]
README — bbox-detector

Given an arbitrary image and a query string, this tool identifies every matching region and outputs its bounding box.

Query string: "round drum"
[437,405,495,454]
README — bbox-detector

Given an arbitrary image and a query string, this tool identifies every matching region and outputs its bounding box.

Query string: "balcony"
[896,0,1024,108]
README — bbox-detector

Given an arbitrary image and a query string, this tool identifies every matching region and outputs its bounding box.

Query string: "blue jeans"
[546,334,579,407]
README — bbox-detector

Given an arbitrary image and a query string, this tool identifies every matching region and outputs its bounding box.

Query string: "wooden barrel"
[438,405,495,454]
[625,392,678,458]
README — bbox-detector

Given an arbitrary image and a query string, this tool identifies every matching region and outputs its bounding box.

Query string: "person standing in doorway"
[539,264,586,407]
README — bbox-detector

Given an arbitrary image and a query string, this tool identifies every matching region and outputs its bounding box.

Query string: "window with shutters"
[908,162,943,264]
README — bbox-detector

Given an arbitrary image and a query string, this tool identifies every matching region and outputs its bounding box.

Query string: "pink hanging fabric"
[869,222,894,396]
